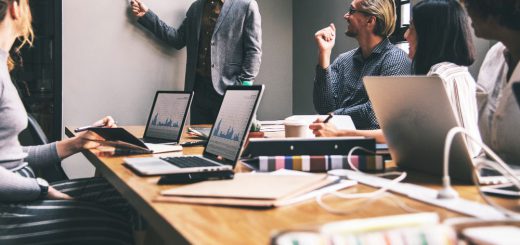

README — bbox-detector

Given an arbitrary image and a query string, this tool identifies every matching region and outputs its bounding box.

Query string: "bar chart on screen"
[205,90,259,160]
[146,94,190,139]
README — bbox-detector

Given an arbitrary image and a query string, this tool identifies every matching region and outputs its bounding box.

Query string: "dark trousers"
[0,166,139,245]
[190,75,223,124]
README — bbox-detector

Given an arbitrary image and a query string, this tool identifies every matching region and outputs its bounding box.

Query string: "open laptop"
[141,91,193,144]
[364,76,475,183]
[124,85,265,175]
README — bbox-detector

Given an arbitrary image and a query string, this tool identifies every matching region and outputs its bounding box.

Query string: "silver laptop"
[141,91,193,144]
[124,85,265,176]
[364,76,475,182]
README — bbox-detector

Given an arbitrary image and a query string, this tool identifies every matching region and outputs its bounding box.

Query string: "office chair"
[18,114,68,182]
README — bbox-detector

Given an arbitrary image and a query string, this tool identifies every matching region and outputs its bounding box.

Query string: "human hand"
[314,23,336,53]
[74,116,117,150]
[47,186,73,200]
[57,116,118,158]
[92,116,118,129]
[309,119,340,137]
[131,0,149,17]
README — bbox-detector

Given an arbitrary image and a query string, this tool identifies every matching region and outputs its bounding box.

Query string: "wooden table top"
[65,125,518,245]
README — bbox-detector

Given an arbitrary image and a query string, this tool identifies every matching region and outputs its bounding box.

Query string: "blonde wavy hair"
[0,0,34,71]
[359,0,397,37]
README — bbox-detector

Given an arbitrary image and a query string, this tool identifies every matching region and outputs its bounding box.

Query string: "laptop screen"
[204,86,264,165]
[143,91,193,142]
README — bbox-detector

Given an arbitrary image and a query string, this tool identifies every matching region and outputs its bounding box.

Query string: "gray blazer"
[138,0,262,95]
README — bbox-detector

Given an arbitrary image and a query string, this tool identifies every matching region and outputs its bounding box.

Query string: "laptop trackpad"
[127,158,179,170]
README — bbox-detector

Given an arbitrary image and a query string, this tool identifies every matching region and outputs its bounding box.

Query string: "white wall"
[255,0,293,120]
[62,0,293,178]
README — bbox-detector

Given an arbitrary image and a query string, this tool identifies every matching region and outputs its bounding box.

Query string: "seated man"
[313,0,411,129]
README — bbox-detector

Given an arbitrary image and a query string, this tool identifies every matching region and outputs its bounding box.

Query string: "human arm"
[312,24,342,113]
[313,54,349,115]
[24,116,116,166]
[133,0,187,49]
[56,116,117,159]
[0,167,71,202]
[315,23,336,69]
[0,167,40,202]
[309,121,386,143]
[238,0,262,83]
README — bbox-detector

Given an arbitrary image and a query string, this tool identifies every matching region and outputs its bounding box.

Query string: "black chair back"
[18,114,68,182]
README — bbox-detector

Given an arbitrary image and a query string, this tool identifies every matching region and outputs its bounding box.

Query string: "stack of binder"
[240,137,387,172]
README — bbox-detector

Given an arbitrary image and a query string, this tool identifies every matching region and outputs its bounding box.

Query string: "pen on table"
[74,121,117,133]
[323,113,334,123]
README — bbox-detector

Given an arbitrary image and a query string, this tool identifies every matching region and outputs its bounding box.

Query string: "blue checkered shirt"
[313,38,411,129]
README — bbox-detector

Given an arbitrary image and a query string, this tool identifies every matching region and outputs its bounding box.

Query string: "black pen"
[323,113,334,123]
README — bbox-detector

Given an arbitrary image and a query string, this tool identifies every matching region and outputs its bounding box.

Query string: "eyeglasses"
[347,6,372,16]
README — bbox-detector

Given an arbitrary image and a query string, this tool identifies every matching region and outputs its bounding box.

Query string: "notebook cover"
[155,176,341,208]
[159,173,328,200]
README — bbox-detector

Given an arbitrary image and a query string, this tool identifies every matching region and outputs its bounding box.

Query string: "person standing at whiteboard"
[130,0,262,124]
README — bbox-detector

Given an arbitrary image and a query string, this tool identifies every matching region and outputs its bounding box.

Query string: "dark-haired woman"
[310,0,482,158]
[464,0,520,165]
[0,0,135,243]
[405,0,481,157]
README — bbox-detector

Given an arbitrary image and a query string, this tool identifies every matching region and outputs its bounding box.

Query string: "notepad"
[156,173,350,207]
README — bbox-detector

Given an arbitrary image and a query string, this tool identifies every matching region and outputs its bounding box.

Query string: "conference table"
[65,125,515,244]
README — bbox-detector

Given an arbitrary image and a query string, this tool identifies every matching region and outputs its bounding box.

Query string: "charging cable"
[443,127,520,218]
[316,146,412,214]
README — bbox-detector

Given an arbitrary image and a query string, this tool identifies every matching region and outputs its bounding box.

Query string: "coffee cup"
[284,120,308,137]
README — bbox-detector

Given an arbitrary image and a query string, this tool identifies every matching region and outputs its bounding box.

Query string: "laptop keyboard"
[161,156,219,168]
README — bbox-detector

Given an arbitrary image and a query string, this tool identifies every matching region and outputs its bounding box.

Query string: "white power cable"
[473,161,520,219]
[444,127,520,218]
[316,146,413,214]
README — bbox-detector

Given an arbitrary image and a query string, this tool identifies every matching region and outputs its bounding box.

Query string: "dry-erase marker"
[323,113,334,123]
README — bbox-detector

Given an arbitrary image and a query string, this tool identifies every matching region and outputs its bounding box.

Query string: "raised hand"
[131,0,149,17]
[314,23,336,53]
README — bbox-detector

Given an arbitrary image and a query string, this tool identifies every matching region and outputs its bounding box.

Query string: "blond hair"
[0,0,34,71]
[359,0,396,37]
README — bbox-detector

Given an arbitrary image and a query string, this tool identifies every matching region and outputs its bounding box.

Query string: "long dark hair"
[411,0,475,75]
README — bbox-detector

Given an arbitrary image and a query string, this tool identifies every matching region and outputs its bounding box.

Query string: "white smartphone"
[481,183,520,197]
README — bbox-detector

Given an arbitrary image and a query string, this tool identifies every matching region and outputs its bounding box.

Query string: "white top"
[428,62,482,158]
[477,42,520,165]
